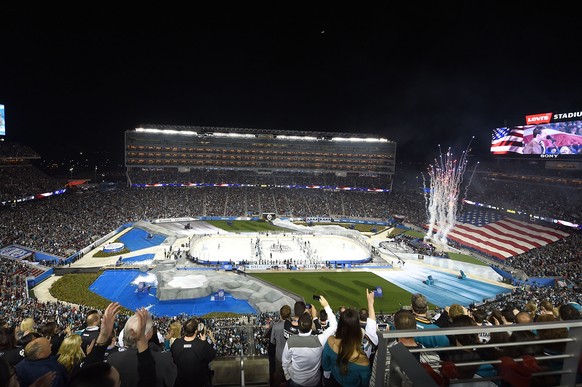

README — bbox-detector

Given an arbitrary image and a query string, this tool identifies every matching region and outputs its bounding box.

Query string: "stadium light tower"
[69,167,73,180]
[94,165,97,183]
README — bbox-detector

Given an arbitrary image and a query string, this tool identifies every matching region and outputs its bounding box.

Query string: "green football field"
[250,271,436,314]
[205,220,290,232]
[208,221,480,313]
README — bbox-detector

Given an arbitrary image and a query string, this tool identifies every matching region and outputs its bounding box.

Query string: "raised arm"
[317,296,337,343]
[366,289,376,322]
[84,302,121,365]
[365,289,378,346]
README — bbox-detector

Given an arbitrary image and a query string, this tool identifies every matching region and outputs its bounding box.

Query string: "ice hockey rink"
[190,233,370,265]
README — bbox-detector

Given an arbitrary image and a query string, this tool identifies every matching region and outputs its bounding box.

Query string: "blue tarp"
[119,228,165,251]
[491,265,512,280]
[89,269,256,316]
[491,266,556,288]
[512,277,556,288]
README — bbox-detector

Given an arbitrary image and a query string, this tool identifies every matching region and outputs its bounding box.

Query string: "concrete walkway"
[32,275,81,307]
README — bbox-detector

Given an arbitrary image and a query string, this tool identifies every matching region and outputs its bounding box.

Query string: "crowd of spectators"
[0,158,581,385]
[0,141,39,159]
[1,285,579,386]
[466,175,581,224]
[0,258,33,303]
[0,165,66,203]
[505,232,582,284]
[127,167,392,190]
[0,162,579,286]
[1,253,580,362]
[0,186,395,256]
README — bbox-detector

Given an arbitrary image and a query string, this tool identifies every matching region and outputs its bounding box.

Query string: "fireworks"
[423,138,478,245]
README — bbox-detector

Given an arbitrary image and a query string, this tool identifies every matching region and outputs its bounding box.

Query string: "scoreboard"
[491,110,582,159]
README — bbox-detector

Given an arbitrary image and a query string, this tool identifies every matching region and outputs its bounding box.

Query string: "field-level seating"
[372,319,582,386]
[12,265,46,278]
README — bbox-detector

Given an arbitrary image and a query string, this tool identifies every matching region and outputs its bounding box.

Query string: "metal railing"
[372,319,582,386]
[240,349,245,387]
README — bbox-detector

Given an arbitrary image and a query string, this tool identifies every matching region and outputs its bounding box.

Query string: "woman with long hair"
[164,320,182,351]
[322,308,370,386]
[57,334,85,374]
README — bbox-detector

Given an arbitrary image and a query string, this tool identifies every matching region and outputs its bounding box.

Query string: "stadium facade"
[125,125,396,189]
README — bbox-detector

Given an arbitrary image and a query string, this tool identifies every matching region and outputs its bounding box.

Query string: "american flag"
[490,127,524,154]
[444,209,569,260]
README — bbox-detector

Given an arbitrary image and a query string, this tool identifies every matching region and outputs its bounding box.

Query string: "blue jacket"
[15,355,69,387]
[414,315,450,348]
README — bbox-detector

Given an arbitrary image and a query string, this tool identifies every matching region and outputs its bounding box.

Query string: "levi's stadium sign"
[526,110,582,124]
[526,112,552,124]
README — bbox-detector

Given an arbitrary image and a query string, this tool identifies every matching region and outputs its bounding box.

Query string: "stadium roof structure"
[133,124,392,143]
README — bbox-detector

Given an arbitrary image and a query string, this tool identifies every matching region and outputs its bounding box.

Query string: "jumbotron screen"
[491,113,582,158]
[0,104,5,137]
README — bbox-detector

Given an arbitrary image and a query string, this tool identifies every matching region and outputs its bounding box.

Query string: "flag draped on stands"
[490,127,525,154]
[442,210,569,260]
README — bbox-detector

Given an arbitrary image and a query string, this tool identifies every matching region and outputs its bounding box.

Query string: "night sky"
[2,5,581,166]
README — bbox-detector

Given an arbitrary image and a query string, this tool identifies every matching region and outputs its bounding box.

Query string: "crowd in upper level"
[127,167,392,189]
[0,165,66,202]
[0,141,39,159]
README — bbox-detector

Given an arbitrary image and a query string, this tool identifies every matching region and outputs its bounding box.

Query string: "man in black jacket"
[80,310,101,355]
[171,318,216,387]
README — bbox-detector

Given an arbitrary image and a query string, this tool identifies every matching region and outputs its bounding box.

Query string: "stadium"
[1,122,581,386]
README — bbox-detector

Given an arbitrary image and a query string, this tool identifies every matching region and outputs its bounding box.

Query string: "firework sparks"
[423,138,476,244]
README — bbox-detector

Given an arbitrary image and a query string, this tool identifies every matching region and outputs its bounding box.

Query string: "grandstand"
[125,125,396,190]
[0,136,581,386]
[0,141,66,204]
